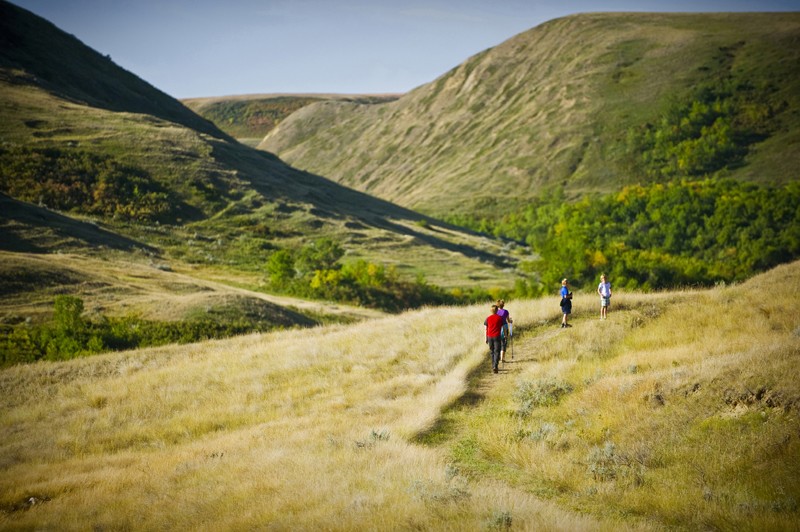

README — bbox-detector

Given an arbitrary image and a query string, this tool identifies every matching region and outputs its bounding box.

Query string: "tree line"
[449,178,800,293]
[450,67,795,295]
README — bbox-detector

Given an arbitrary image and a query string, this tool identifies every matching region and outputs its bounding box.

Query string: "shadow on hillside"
[0,193,158,254]
[220,141,512,268]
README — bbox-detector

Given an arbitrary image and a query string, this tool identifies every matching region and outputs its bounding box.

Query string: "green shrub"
[264,239,481,312]
[0,146,179,222]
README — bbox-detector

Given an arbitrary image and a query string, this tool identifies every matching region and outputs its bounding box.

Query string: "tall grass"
[432,264,800,530]
[0,304,625,530]
[2,262,799,529]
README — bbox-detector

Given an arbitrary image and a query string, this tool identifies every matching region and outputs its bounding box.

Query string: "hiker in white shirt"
[597,274,612,320]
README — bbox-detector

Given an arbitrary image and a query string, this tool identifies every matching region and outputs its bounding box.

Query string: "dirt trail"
[472,323,562,396]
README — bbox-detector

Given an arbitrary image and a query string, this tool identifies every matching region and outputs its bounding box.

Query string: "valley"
[1,3,799,527]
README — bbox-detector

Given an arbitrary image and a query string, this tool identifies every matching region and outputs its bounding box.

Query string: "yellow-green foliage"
[1,262,799,530]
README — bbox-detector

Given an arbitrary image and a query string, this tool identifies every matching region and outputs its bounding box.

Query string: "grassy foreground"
[1,262,798,529]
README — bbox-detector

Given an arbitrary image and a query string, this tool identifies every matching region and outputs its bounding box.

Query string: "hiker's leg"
[490,337,501,370]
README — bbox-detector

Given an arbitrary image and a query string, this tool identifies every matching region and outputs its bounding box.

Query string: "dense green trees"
[448,69,795,295]
[451,179,800,293]
[625,72,781,181]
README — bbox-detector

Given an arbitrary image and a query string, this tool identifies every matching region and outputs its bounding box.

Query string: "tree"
[53,295,85,334]
[296,238,344,275]
[266,250,295,286]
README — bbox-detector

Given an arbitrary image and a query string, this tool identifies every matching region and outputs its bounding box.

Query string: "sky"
[11,0,800,99]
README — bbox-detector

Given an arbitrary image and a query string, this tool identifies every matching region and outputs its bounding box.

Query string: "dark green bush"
[0,297,281,366]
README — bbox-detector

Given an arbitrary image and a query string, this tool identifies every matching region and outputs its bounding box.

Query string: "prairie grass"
[432,263,800,529]
[2,262,799,529]
[0,304,623,530]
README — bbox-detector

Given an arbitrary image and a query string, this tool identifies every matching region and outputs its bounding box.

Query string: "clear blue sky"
[11,0,800,99]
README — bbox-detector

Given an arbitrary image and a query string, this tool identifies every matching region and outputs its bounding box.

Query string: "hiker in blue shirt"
[560,278,573,328]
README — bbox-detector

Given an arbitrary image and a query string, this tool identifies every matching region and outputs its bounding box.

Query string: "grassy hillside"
[0,0,525,338]
[0,250,382,326]
[0,1,227,141]
[183,94,400,146]
[259,12,800,217]
[2,260,798,529]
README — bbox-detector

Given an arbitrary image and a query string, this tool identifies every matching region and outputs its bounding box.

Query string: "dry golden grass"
[2,262,799,529]
[0,304,628,530]
[428,263,800,530]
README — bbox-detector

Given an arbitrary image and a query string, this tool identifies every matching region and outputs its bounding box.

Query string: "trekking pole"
[510,321,514,360]
[501,331,505,367]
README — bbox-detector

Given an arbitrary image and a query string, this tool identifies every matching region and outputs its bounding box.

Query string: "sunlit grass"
[2,263,799,529]
[437,264,800,529]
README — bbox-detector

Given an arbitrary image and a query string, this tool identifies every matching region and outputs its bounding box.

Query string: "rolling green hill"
[0,0,523,353]
[256,12,800,292]
[259,12,800,217]
[0,1,227,141]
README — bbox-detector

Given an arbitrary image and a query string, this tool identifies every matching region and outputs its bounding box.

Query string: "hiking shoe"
[493,368,499,374]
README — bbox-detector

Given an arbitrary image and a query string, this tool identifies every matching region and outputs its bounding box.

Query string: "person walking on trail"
[496,299,513,362]
[597,274,612,320]
[485,304,508,373]
[560,278,573,328]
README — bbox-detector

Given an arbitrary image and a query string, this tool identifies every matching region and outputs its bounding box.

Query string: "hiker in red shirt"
[484,304,508,374]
